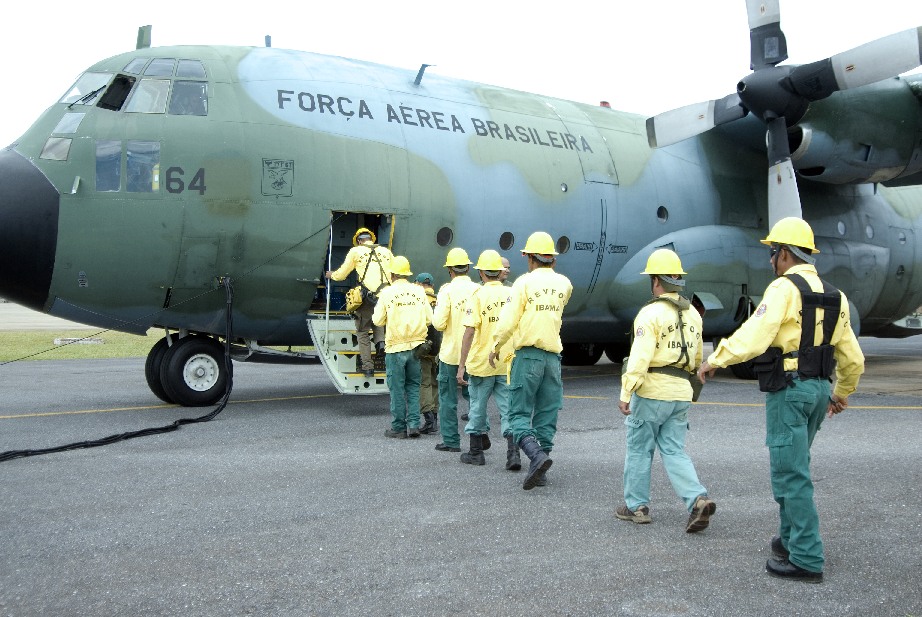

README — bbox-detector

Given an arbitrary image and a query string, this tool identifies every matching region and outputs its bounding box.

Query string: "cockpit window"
[127,141,161,193]
[169,81,208,116]
[124,79,170,113]
[40,137,72,161]
[97,75,136,111]
[52,113,86,134]
[96,140,121,192]
[123,58,148,74]
[176,60,206,79]
[144,58,176,76]
[60,72,112,105]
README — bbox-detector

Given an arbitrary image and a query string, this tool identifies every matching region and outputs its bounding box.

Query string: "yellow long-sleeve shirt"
[372,278,433,353]
[620,293,703,403]
[433,275,479,365]
[493,267,573,354]
[707,264,864,399]
[328,242,393,294]
[461,281,514,377]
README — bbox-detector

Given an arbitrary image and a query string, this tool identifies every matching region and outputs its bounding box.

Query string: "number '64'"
[165,167,207,194]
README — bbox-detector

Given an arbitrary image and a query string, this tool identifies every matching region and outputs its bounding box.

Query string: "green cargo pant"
[765,377,829,573]
[507,346,563,452]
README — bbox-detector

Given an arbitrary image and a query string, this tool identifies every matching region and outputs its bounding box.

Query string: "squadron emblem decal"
[262,159,294,197]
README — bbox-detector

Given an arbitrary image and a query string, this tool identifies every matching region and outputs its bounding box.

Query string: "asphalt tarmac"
[1,306,921,616]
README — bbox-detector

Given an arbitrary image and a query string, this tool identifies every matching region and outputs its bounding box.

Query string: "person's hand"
[488,351,499,368]
[828,394,848,417]
[456,366,468,386]
[618,400,631,416]
[697,361,716,384]
[324,271,332,279]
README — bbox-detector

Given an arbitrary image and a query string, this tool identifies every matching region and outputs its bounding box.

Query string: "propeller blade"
[646,94,747,148]
[788,27,922,100]
[767,158,803,224]
[746,0,788,69]
[765,116,802,223]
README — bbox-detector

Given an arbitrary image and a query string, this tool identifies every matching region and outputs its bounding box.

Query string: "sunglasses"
[769,245,781,258]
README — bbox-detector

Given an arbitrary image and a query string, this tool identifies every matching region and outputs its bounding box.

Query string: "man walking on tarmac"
[326,227,392,377]
[433,247,480,452]
[490,231,572,490]
[456,250,517,469]
[699,217,864,584]
[617,248,715,532]
[372,256,433,438]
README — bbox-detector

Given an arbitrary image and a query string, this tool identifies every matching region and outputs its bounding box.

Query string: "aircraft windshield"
[124,79,170,114]
[60,72,112,105]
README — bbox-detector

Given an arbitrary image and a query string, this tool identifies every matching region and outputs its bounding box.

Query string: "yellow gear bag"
[345,286,364,313]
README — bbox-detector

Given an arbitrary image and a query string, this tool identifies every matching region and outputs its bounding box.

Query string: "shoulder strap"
[359,245,388,293]
[648,296,693,371]
[784,272,842,347]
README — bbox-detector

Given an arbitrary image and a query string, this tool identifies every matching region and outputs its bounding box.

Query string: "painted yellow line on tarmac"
[3,392,917,421]
[0,392,340,420]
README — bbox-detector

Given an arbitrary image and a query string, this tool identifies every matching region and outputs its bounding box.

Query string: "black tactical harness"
[752,273,841,391]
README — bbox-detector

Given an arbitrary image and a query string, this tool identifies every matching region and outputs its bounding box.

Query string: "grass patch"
[0,329,316,362]
[0,329,159,362]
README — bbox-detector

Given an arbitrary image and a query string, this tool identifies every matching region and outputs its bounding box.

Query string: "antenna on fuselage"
[265,35,271,48]
[136,25,152,50]
[414,64,433,86]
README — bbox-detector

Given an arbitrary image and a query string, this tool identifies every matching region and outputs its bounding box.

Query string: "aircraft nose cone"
[0,148,59,311]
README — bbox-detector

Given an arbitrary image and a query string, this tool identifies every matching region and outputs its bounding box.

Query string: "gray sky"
[1,0,920,147]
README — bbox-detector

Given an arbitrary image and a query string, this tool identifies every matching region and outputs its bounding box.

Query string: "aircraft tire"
[604,343,630,364]
[145,334,177,403]
[561,343,604,366]
[159,335,229,407]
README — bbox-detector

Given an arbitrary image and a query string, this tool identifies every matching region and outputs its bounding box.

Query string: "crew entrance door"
[307,211,394,395]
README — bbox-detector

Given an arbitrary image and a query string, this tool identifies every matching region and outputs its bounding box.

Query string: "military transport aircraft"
[1,1,921,406]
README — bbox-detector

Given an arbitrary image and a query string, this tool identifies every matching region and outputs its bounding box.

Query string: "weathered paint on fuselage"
[3,45,922,347]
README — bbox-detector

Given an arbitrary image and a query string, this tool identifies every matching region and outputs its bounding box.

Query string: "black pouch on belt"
[797,344,836,379]
[751,347,789,392]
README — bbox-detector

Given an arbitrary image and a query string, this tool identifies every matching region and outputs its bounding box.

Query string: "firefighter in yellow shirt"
[456,250,517,468]
[698,217,865,584]
[490,231,573,490]
[616,249,716,533]
[432,248,479,453]
[326,227,393,377]
[372,256,433,439]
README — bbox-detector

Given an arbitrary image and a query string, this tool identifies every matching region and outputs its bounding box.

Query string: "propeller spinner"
[646,0,922,225]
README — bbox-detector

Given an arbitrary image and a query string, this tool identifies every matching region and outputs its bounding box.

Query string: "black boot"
[519,435,552,490]
[420,412,436,435]
[505,435,522,471]
[460,434,485,465]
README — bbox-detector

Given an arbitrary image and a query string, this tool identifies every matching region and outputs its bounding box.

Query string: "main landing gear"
[145,333,229,407]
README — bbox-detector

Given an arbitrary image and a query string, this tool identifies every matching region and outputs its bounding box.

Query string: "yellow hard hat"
[760,217,819,253]
[521,231,558,255]
[641,248,687,275]
[388,255,412,277]
[444,247,473,267]
[352,227,376,246]
[474,249,504,271]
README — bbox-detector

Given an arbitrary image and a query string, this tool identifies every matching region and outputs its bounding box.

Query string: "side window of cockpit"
[124,79,170,113]
[96,140,121,192]
[127,141,161,193]
[97,74,136,111]
[169,81,208,116]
